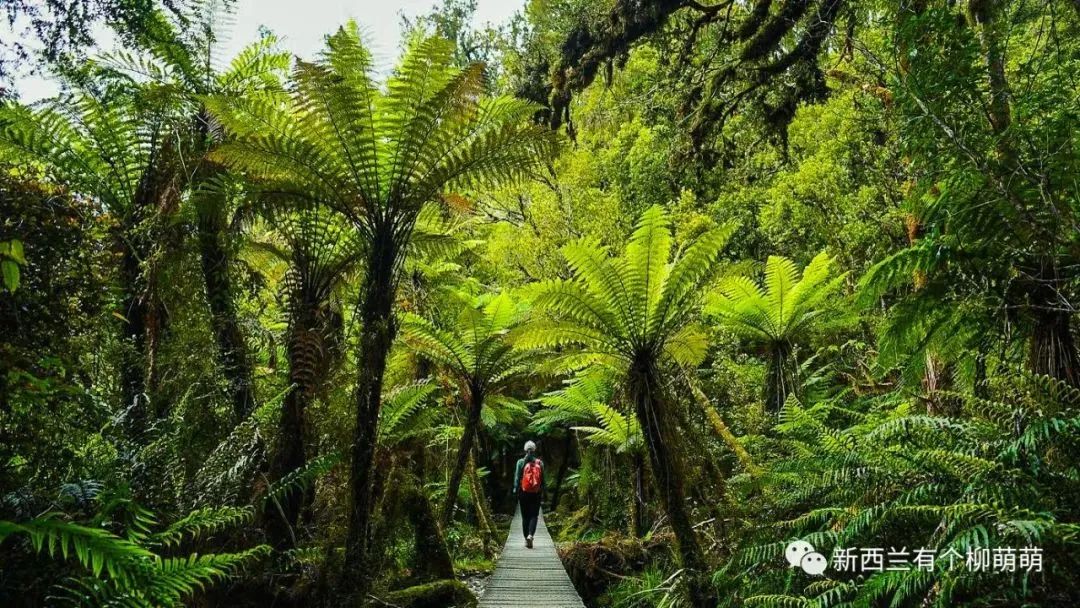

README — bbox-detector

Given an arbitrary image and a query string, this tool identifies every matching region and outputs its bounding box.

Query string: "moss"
[559,532,675,603]
[453,557,496,575]
[375,579,477,608]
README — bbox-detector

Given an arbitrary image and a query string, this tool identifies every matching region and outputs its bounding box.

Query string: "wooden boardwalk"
[478,509,585,608]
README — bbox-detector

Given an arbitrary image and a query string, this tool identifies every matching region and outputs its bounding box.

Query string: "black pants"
[519,492,541,538]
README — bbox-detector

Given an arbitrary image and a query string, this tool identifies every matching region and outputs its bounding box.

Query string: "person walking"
[513,440,544,548]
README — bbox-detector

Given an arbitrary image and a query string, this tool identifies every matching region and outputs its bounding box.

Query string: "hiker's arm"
[512,459,521,496]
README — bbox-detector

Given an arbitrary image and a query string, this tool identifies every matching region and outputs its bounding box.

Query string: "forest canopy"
[1,1,1079,607]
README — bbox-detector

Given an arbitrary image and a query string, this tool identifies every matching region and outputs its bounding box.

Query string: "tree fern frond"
[151,507,255,548]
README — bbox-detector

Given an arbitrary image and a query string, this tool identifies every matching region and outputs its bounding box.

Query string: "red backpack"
[521,459,543,493]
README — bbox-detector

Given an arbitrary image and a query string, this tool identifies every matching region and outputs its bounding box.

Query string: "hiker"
[513,440,544,548]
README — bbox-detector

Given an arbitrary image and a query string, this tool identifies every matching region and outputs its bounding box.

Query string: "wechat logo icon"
[785,540,828,575]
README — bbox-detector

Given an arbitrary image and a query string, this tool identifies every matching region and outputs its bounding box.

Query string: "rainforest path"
[478,508,585,608]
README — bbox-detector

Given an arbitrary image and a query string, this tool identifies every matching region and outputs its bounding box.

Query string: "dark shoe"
[526,536,533,549]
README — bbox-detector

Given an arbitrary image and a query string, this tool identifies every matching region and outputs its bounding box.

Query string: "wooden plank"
[478,508,585,608]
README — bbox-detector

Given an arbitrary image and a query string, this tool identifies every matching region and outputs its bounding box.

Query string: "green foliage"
[604,566,685,608]
[573,403,642,455]
[0,90,178,219]
[535,370,643,453]
[262,451,341,510]
[206,25,558,248]
[0,238,23,292]
[379,381,442,446]
[520,204,736,372]
[722,373,1080,607]
[151,506,255,548]
[401,290,534,400]
[6,2,1080,607]
[708,253,847,346]
[533,369,616,430]
[708,252,848,412]
[0,507,268,607]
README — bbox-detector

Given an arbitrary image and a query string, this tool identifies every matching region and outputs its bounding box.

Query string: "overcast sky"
[12,0,526,101]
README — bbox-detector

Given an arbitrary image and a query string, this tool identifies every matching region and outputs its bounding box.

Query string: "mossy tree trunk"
[266,298,328,548]
[197,206,256,421]
[467,450,496,552]
[345,226,400,593]
[549,433,573,513]
[118,149,181,437]
[968,2,1079,388]
[441,384,483,529]
[380,579,476,608]
[628,355,714,608]
[630,452,646,537]
[117,226,152,437]
[408,445,455,581]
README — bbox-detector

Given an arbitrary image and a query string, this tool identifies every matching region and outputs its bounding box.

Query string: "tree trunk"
[549,433,573,513]
[441,386,483,529]
[344,229,399,592]
[969,0,1011,141]
[366,455,407,576]
[264,388,308,547]
[117,228,151,437]
[923,353,961,416]
[629,356,714,608]
[968,3,1080,387]
[1028,277,1080,387]
[765,340,798,413]
[409,445,455,581]
[405,480,456,581]
[116,221,172,433]
[631,452,646,537]
[467,450,496,552]
[191,108,256,421]
[265,304,323,548]
[198,211,256,421]
[686,373,761,476]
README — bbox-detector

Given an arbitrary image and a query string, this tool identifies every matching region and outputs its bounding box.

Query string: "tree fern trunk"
[467,449,496,553]
[265,305,322,548]
[116,216,171,434]
[629,356,714,608]
[441,387,483,529]
[117,227,151,437]
[406,475,456,580]
[409,443,455,581]
[549,433,573,513]
[264,388,308,548]
[631,452,646,537]
[197,210,256,421]
[766,341,798,414]
[345,230,399,593]
[1029,278,1080,387]
[367,456,407,575]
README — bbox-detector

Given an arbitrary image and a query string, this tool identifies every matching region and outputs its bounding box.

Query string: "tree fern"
[707,252,848,413]
[205,25,557,580]
[400,289,535,527]
[0,87,185,431]
[521,205,736,607]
